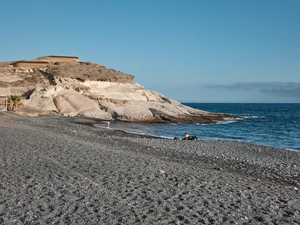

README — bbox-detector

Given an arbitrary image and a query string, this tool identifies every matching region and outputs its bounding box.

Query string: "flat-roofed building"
[11,60,49,68]
[37,55,78,62]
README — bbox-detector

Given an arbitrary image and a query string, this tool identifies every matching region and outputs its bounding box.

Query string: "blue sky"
[1,0,299,103]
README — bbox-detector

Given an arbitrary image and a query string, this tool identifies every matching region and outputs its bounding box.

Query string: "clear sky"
[1,0,299,103]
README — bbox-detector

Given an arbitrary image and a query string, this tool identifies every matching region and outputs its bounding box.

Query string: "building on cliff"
[11,60,50,68]
[37,55,78,62]
[11,55,79,68]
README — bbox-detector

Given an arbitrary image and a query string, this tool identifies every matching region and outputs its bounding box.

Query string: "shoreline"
[92,120,300,152]
[1,112,300,224]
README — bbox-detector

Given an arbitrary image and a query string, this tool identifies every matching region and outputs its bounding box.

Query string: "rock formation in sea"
[0,55,235,123]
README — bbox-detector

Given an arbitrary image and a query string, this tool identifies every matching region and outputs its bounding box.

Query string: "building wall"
[11,61,49,68]
[37,55,78,62]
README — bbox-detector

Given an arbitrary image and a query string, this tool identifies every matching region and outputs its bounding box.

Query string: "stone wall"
[0,96,7,111]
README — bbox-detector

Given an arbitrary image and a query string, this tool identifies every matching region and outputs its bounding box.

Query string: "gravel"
[1,112,299,224]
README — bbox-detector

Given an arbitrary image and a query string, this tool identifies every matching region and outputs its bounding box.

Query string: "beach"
[0,112,299,224]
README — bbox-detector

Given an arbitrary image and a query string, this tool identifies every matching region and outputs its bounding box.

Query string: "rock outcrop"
[0,58,236,123]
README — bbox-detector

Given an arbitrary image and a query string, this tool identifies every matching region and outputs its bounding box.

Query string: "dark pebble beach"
[0,112,299,224]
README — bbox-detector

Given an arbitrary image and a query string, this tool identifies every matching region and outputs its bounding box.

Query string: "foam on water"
[216,119,238,125]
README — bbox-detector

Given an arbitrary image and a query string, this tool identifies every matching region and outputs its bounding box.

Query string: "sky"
[1,0,299,103]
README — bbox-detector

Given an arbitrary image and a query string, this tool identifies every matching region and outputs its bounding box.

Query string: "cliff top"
[0,59,134,88]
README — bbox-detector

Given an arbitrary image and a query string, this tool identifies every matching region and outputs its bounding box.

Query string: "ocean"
[94,103,300,151]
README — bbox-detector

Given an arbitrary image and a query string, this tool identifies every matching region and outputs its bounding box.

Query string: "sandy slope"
[0,112,299,224]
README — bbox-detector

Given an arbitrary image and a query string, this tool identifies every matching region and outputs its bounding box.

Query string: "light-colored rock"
[0,75,24,83]
[53,92,112,119]
[0,59,236,122]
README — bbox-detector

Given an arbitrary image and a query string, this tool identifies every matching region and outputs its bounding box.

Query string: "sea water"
[94,103,300,151]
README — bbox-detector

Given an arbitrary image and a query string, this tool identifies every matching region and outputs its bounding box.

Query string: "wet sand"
[0,112,299,224]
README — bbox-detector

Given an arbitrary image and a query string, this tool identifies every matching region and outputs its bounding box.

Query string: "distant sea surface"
[95,103,300,151]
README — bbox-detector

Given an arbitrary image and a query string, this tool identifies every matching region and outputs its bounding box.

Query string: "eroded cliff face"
[0,60,235,123]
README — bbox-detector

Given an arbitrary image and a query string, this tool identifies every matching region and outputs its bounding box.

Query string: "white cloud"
[203,82,300,98]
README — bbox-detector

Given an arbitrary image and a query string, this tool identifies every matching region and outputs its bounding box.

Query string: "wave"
[216,117,242,124]
[240,115,266,119]
[216,120,238,125]
[195,118,240,126]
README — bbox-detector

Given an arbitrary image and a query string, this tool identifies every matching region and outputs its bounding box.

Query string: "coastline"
[1,112,299,224]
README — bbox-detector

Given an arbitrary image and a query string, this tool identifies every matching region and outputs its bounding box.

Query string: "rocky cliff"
[0,58,235,123]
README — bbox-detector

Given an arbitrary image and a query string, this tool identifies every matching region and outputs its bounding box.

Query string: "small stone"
[158,170,165,174]
[214,167,222,171]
